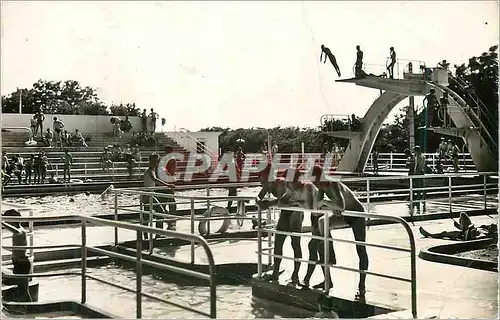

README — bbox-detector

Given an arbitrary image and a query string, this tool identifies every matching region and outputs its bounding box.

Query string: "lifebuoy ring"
[198,206,231,237]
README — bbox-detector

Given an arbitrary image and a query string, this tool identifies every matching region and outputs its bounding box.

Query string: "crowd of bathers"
[100,144,142,178]
[30,112,88,148]
[2,151,51,186]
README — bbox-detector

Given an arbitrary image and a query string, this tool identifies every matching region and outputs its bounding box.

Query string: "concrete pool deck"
[1,196,498,318]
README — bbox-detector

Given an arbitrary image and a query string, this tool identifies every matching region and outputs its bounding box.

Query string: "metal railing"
[1,214,218,318]
[110,186,262,263]
[255,206,418,317]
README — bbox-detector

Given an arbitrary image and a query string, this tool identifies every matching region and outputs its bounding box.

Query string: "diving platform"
[331,74,497,173]
[336,76,430,96]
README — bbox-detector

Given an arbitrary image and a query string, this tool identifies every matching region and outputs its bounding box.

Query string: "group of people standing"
[30,115,88,148]
[141,108,160,133]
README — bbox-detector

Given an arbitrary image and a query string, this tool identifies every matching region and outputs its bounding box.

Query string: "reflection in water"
[38,264,312,319]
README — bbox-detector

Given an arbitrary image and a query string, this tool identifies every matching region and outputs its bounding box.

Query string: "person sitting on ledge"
[419,212,498,241]
[1,209,33,302]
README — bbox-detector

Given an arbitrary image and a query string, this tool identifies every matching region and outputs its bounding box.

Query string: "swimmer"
[1,209,33,302]
[256,165,304,284]
[320,45,341,77]
[311,165,369,301]
[419,212,498,241]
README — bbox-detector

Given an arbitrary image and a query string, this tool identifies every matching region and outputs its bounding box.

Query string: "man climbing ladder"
[320,45,341,77]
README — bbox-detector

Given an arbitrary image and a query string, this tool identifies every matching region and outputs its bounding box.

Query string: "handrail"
[1,214,217,318]
[255,206,418,318]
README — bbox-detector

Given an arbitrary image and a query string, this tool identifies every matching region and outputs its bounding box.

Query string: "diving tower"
[329,68,497,173]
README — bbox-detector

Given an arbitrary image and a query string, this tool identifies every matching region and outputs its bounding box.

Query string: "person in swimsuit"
[311,165,369,302]
[141,153,174,239]
[355,45,364,78]
[256,165,304,284]
[387,47,396,79]
[419,212,498,241]
[62,149,73,183]
[2,209,33,302]
[320,45,341,77]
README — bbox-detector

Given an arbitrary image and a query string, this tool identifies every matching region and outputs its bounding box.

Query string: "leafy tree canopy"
[1,79,140,116]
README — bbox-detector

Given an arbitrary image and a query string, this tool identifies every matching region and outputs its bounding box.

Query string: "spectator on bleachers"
[130,132,139,147]
[25,154,34,185]
[120,116,133,133]
[13,155,24,184]
[53,117,65,147]
[61,130,71,147]
[100,147,113,172]
[132,145,141,163]
[44,129,54,147]
[74,129,88,148]
[141,109,148,132]
[62,150,73,183]
[123,144,132,160]
[30,116,38,137]
[2,151,8,172]
[35,152,49,184]
[34,110,45,138]
[111,144,122,162]
[5,160,16,186]
[111,117,122,138]
[149,108,159,132]
[145,133,158,148]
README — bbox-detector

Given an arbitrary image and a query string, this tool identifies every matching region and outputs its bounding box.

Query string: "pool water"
[5,187,262,217]
[37,263,311,319]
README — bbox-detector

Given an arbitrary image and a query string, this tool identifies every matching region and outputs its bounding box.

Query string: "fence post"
[323,209,331,293]
[112,162,115,181]
[483,174,487,211]
[389,152,393,169]
[448,176,452,213]
[84,163,87,180]
[409,177,413,209]
[149,195,154,250]
[29,210,34,258]
[55,164,58,177]
[190,199,195,264]
[257,207,263,278]
[81,219,87,304]
[206,188,211,235]
[267,206,272,267]
[366,179,370,212]
[114,192,118,246]
[136,230,143,319]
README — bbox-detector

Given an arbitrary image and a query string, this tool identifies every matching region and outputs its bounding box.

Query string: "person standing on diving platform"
[320,45,341,77]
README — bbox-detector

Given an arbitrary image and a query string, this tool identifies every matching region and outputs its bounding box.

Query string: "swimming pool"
[4,187,262,217]
[35,263,311,318]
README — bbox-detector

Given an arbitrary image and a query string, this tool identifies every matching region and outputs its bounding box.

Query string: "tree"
[450,45,498,146]
[1,79,136,116]
[109,103,141,116]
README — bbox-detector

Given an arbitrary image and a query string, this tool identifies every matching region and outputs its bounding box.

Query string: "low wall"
[1,114,142,134]
[165,131,221,154]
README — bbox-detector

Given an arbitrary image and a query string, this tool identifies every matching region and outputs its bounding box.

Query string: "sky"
[1,1,498,131]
